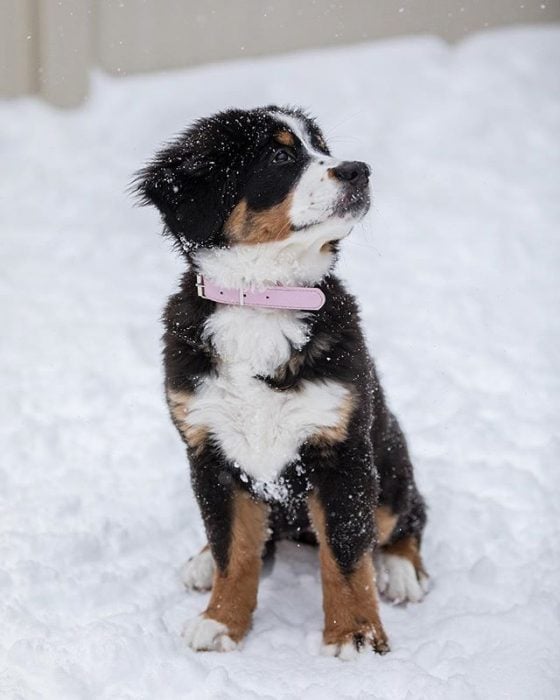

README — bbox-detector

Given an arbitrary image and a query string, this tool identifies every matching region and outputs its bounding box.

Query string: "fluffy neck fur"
[192,219,353,289]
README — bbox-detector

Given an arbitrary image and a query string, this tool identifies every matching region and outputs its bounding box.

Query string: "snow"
[1,25,560,700]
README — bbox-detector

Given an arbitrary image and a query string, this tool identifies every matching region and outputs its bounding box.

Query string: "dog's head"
[135,106,370,281]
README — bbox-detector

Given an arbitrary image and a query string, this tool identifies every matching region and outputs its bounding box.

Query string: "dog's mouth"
[333,185,370,219]
[292,190,370,234]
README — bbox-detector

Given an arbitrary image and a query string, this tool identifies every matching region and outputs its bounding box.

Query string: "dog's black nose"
[331,161,370,184]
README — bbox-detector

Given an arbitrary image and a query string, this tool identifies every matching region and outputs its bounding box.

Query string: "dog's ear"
[133,137,227,252]
[134,109,273,252]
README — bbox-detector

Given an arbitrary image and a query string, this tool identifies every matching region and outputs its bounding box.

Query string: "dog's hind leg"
[376,487,429,603]
[372,410,430,603]
[377,534,429,604]
[181,544,215,592]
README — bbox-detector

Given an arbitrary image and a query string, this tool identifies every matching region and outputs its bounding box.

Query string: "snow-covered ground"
[1,25,560,700]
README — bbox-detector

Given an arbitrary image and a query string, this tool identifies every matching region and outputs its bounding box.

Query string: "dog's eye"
[272,148,294,164]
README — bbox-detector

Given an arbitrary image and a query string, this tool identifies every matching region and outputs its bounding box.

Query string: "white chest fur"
[186,305,350,483]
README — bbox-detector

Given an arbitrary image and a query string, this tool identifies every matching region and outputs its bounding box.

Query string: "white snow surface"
[1,26,560,700]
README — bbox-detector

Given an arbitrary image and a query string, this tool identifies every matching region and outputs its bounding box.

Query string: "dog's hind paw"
[182,616,238,652]
[377,553,429,604]
[181,546,215,591]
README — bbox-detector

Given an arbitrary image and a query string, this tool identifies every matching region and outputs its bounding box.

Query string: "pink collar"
[195,274,326,311]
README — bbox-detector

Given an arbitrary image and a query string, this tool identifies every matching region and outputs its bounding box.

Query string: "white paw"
[321,640,359,661]
[320,627,389,660]
[377,553,429,604]
[182,616,237,652]
[181,548,215,591]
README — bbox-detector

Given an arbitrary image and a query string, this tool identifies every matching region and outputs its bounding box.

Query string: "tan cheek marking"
[310,389,355,446]
[224,198,248,241]
[204,491,268,642]
[166,388,208,455]
[383,535,428,581]
[309,495,389,652]
[274,130,295,146]
[225,196,294,245]
[375,506,398,546]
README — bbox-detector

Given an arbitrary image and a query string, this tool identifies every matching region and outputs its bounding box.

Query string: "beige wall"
[2,0,559,107]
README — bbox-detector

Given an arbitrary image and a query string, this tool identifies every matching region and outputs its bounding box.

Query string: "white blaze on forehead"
[269,111,327,160]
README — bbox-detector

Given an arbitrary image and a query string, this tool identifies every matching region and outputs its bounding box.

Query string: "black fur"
[163,270,426,572]
[135,106,328,252]
[136,106,427,579]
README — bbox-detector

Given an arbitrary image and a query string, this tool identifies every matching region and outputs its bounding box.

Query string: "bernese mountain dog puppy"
[135,106,428,659]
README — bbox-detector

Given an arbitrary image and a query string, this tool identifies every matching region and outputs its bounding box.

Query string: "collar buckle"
[195,273,206,299]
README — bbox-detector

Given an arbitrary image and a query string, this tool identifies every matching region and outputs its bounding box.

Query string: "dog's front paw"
[377,553,429,604]
[182,615,238,652]
[181,547,215,592]
[321,625,390,660]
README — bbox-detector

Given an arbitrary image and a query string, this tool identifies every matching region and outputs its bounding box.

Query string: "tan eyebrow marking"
[274,130,296,147]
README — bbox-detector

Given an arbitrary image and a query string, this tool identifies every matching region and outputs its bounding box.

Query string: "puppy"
[135,106,428,658]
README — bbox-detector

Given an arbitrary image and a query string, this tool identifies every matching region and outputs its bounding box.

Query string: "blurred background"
[2,0,559,107]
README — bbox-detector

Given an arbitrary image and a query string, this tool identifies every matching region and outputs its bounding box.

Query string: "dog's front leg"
[183,459,268,651]
[308,445,389,659]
